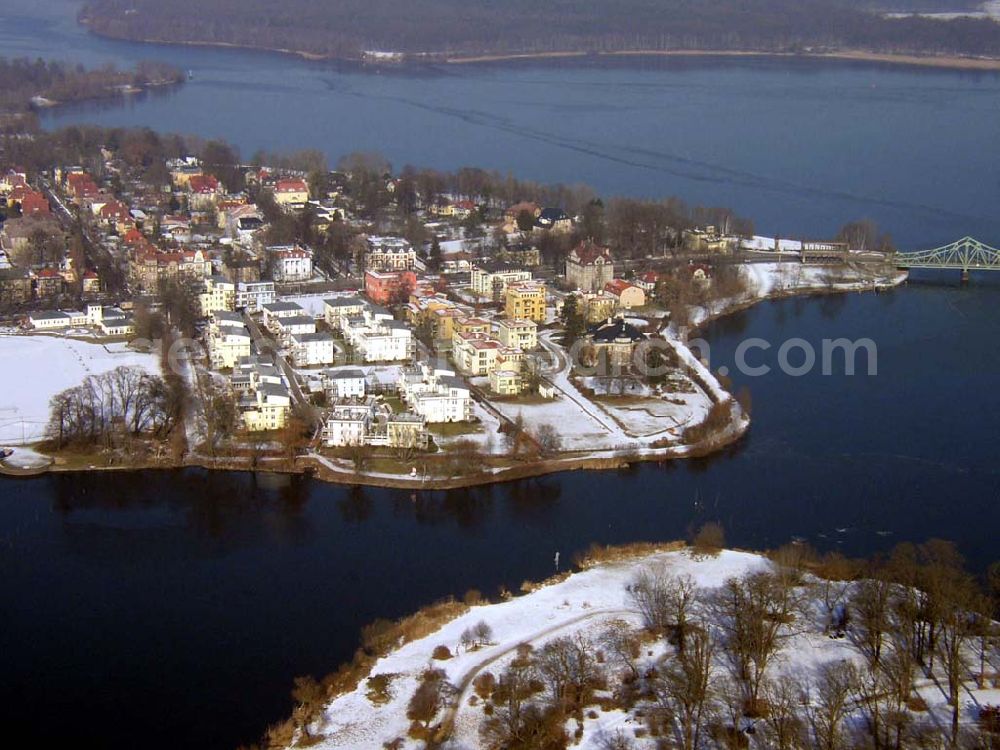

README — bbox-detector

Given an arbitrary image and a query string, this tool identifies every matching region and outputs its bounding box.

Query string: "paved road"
[438,607,637,744]
[40,178,124,294]
[243,312,321,426]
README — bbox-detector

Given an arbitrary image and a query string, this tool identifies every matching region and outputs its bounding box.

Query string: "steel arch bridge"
[895,237,1000,272]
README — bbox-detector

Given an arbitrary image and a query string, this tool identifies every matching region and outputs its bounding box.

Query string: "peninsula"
[0,125,903,487]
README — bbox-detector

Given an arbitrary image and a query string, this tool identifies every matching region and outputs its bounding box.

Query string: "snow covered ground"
[280,293,340,319]
[491,330,722,454]
[1,446,51,470]
[0,335,161,444]
[301,550,768,750]
[682,262,905,329]
[292,548,1000,750]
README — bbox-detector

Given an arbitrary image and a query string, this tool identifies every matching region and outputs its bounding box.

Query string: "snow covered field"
[0,335,161,444]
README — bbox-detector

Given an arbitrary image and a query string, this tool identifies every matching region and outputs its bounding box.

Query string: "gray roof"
[292,332,333,343]
[30,310,70,320]
[260,382,290,398]
[256,364,282,379]
[327,368,365,379]
[262,301,304,313]
[279,315,315,327]
[213,310,244,323]
[239,354,274,367]
[437,374,469,391]
[589,317,647,344]
[324,296,364,308]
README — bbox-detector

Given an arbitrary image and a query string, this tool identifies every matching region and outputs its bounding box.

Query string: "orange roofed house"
[604,279,646,309]
[273,178,309,206]
[187,174,223,210]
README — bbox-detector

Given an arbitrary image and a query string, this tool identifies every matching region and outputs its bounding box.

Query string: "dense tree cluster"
[46,365,182,449]
[80,0,1000,60]
[0,57,183,116]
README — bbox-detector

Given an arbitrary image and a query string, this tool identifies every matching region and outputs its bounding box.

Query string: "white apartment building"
[399,365,472,423]
[235,281,276,313]
[266,243,313,282]
[290,331,335,367]
[242,382,291,432]
[323,296,366,330]
[321,402,371,446]
[341,308,414,363]
[489,368,524,396]
[470,264,532,299]
[497,318,538,351]
[321,399,428,449]
[200,275,236,317]
[208,311,251,370]
[365,236,416,271]
[262,301,306,331]
[275,315,316,346]
[323,368,367,400]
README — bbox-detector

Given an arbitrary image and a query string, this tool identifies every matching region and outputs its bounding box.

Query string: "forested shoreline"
[79,0,1000,62]
[0,58,184,132]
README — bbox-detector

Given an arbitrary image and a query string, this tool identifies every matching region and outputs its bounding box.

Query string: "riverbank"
[444,48,1000,71]
[75,21,1000,73]
[5,263,906,490]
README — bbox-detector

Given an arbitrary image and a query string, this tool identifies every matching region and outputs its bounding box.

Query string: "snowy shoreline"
[8,263,904,489]
[274,542,999,750]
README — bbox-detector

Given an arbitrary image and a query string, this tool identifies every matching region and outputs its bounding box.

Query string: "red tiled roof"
[570,240,612,266]
[100,200,130,218]
[188,174,220,193]
[275,178,308,193]
[19,191,50,214]
[123,228,145,244]
[605,279,637,297]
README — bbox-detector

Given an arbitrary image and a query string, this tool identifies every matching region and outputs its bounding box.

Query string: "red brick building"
[364,270,417,305]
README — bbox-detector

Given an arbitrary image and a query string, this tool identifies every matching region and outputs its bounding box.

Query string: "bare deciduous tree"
[651,628,715,750]
[710,571,801,705]
[802,661,858,750]
[628,568,699,652]
[851,574,893,669]
[760,675,808,750]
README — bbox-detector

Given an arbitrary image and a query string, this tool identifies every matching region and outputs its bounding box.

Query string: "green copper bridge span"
[895,237,1000,279]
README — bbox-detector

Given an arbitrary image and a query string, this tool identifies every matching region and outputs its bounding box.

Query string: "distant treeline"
[0,57,184,117]
[79,0,1000,59]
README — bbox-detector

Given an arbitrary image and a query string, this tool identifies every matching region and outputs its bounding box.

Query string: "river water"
[1,2,999,749]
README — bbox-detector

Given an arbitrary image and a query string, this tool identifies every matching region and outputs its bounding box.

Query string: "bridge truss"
[895,237,1000,271]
